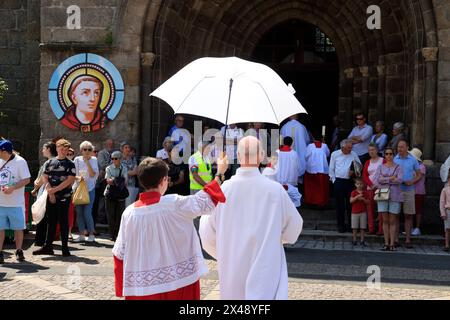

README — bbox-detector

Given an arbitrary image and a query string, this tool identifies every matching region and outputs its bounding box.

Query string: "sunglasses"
[83,148,93,152]
[112,158,120,160]
[67,153,74,157]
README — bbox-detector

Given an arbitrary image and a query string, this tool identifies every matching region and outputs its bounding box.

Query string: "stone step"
[300,229,445,246]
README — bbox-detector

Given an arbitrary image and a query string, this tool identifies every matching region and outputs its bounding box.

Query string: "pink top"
[440,185,450,217]
[414,163,426,195]
[367,158,383,190]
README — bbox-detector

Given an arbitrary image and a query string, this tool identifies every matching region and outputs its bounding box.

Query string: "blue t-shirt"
[394,154,420,191]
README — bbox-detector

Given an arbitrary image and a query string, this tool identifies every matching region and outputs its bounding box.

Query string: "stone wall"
[39,0,142,161]
[1,0,449,174]
[434,0,450,162]
[0,0,40,174]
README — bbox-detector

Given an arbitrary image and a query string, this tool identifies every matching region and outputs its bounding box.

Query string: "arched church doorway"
[252,19,339,139]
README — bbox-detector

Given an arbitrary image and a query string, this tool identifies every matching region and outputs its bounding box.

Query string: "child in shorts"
[350,178,370,246]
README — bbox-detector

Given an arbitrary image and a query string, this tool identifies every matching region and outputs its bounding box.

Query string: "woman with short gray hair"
[73,140,99,243]
[388,122,406,153]
[156,137,173,160]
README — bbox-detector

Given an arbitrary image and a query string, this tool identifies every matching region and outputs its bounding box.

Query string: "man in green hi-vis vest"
[189,141,213,195]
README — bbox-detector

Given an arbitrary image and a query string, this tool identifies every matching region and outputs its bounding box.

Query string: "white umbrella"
[150,57,307,126]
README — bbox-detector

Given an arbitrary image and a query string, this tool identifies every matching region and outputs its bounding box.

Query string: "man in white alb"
[276,136,300,187]
[199,136,303,300]
[281,115,310,184]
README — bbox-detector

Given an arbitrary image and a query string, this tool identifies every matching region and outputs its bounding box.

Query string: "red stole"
[280,145,292,152]
[314,141,322,148]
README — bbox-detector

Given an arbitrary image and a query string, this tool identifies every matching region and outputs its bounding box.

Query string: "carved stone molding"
[141,52,156,67]
[421,47,438,62]
[344,68,354,79]
[359,66,369,77]
[377,65,386,76]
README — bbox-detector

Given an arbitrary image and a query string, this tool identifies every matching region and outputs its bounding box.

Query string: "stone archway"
[116,0,438,159]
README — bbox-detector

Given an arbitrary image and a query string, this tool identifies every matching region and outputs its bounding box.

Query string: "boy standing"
[350,178,370,246]
[113,156,227,300]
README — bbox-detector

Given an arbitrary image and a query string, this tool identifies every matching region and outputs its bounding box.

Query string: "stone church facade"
[0,1,449,211]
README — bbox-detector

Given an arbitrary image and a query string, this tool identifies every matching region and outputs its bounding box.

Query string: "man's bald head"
[237,136,264,167]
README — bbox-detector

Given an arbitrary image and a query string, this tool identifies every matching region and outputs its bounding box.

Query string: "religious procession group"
[1,109,450,300]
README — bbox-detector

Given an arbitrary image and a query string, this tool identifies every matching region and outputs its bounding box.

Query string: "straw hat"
[409,148,423,162]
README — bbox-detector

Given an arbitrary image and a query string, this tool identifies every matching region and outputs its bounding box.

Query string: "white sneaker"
[73,235,85,243]
[86,235,95,243]
[411,228,421,236]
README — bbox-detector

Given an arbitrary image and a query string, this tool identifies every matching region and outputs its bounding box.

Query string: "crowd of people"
[0,110,449,299]
[0,137,143,259]
[159,113,450,253]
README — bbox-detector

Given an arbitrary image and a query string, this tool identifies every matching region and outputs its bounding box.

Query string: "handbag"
[374,187,390,201]
[373,165,399,202]
[32,188,48,224]
[105,167,129,201]
[73,180,90,205]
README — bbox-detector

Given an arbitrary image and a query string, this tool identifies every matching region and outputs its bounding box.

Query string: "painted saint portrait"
[49,54,125,133]
[61,75,107,132]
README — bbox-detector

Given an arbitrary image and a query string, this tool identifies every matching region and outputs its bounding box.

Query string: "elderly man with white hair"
[329,139,362,233]
[199,136,303,300]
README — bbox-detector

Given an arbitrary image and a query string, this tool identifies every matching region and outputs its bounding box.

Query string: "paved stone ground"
[1,233,449,300]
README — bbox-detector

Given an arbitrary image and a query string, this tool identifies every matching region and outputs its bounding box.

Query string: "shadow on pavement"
[0,253,50,274]
[80,242,114,249]
[41,255,99,265]
[285,248,450,287]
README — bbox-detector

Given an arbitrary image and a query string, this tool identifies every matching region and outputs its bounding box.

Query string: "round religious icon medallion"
[48,53,125,133]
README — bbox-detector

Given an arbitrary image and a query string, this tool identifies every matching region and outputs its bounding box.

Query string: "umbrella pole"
[223,78,233,153]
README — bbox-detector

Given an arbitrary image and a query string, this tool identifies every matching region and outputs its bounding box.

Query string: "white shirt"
[0,155,31,207]
[261,167,277,181]
[188,152,211,172]
[221,126,244,161]
[286,184,302,208]
[73,157,99,192]
[276,149,300,186]
[199,168,303,300]
[171,128,191,153]
[441,156,450,183]
[262,168,302,208]
[305,143,330,174]
[329,150,361,183]
[348,124,373,156]
[281,120,309,177]
[112,190,217,297]
[156,149,169,160]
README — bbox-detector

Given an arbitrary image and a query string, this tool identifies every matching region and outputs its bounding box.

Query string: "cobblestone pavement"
[1,234,449,300]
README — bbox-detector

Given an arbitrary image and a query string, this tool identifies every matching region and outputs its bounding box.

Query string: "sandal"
[390,246,397,252]
[405,242,413,249]
[380,245,390,251]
